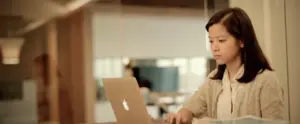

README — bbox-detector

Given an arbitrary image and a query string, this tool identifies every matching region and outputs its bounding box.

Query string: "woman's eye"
[219,39,226,43]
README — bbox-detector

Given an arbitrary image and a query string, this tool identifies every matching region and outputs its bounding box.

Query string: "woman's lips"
[214,55,221,59]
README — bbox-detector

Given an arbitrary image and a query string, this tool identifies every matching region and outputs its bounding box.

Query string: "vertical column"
[83,8,95,123]
[229,0,266,51]
[285,0,300,123]
[46,21,59,123]
[266,1,290,121]
[57,9,95,124]
[229,0,290,120]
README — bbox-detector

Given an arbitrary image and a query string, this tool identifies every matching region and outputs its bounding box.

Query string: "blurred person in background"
[123,62,152,91]
[33,54,51,122]
[165,7,284,124]
[33,54,73,123]
[123,63,153,105]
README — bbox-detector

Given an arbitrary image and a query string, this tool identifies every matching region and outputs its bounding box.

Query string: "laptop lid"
[102,77,152,124]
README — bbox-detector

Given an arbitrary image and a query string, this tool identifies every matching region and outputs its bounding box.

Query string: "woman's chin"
[216,60,225,65]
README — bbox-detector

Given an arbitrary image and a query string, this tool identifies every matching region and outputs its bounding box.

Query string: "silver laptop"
[103,77,165,124]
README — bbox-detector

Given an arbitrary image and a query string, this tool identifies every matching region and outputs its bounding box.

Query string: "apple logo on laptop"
[122,99,129,111]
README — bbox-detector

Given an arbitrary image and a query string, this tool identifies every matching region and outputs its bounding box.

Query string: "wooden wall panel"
[57,9,94,124]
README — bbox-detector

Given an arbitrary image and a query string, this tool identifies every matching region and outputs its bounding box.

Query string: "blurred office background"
[91,0,222,122]
[0,0,299,124]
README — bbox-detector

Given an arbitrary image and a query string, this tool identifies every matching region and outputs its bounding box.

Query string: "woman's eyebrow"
[209,35,228,39]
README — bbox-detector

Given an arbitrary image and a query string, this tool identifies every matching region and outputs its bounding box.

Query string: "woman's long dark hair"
[206,7,273,83]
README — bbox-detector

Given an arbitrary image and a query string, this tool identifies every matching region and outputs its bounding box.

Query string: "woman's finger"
[176,114,182,124]
[170,114,175,124]
[166,113,172,123]
[165,114,170,123]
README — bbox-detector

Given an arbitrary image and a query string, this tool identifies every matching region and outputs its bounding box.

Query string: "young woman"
[165,7,284,124]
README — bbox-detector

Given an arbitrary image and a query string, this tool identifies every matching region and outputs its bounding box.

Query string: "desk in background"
[97,121,168,124]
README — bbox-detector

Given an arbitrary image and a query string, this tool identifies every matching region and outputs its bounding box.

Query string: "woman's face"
[208,23,244,65]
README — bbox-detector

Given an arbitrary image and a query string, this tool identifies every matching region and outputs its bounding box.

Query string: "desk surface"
[97,119,213,124]
[97,121,211,124]
[97,122,168,124]
[98,122,168,124]
[98,120,168,124]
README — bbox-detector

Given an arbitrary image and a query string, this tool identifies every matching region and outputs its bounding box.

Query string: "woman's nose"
[211,43,219,52]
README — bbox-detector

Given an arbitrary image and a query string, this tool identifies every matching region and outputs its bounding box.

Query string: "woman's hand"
[165,108,193,124]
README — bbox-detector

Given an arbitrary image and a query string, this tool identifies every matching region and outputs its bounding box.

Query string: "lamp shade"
[0,38,25,65]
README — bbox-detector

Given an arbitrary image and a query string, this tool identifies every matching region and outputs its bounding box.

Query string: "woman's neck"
[226,56,242,80]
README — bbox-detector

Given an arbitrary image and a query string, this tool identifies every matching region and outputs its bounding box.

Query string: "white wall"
[92,5,212,58]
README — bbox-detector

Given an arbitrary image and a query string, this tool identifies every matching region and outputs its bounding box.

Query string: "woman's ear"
[239,40,244,48]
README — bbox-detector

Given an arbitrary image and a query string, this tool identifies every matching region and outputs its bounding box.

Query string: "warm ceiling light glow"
[66,0,94,12]
[0,38,25,65]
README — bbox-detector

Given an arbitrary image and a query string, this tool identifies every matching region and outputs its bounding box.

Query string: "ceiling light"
[0,38,25,65]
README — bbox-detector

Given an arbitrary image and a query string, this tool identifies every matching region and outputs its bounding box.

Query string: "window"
[155,57,207,93]
[156,59,173,67]
[94,58,123,79]
[94,57,208,93]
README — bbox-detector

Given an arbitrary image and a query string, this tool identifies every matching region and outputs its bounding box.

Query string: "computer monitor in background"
[133,66,179,92]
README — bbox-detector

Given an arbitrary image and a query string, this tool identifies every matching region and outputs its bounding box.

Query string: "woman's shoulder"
[254,69,283,88]
[256,69,278,82]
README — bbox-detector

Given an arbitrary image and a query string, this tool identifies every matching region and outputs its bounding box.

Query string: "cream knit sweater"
[183,67,284,120]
